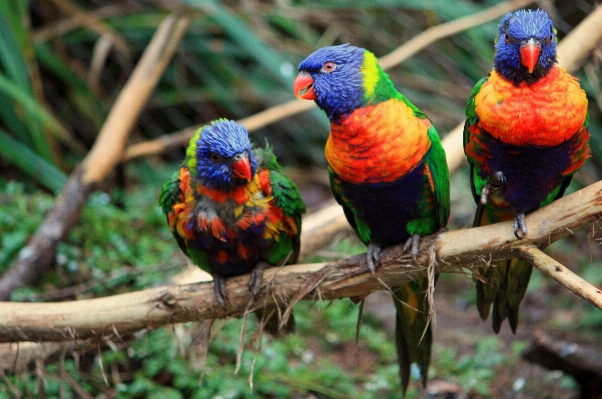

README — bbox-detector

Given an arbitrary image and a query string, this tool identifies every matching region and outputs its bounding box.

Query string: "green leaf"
[0,128,66,192]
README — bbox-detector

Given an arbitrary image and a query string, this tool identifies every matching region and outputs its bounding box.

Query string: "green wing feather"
[464,76,490,206]
[463,76,488,147]
[256,144,306,265]
[158,169,188,257]
[158,167,211,273]
[425,125,450,229]
[269,169,305,265]
[159,170,181,215]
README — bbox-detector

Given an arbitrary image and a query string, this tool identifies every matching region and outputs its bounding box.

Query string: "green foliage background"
[0,0,601,397]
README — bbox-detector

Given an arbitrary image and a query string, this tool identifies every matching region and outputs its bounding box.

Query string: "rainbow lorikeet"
[464,9,590,333]
[294,44,450,394]
[159,119,306,333]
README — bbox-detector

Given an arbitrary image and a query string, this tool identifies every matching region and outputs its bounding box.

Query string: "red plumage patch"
[197,215,228,242]
[237,244,250,260]
[199,186,228,203]
[237,211,257,230]
[210,218,227,241]
[259,170,272,195]
[216,250,229,264]
[474,67,588,146]
[324,99,431,184]
[284,215,298,236]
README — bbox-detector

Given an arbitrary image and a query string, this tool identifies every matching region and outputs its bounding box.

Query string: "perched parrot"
[159,119,306,333]
[294,44,450,393]
[464,9,590,333]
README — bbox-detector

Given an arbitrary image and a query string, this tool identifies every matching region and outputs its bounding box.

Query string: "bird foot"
[403,233,421,260]
[480,183,491,205]
[480,171,507,205]
[248,261,268,298]
[514,213,527,238]
[367,243,381,275]
[213,275,228,309]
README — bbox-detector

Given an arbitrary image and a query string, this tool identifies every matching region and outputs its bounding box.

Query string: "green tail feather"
[475,261,503,321]
[504,258,532,333]
[477,257,532,333]
[473,200,532,333]
[393,278,432,394]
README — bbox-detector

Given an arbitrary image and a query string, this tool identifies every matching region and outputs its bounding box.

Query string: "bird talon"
[213,275,228,309]
[248,262,268,298]
[491,171,507,190]
[403,234,421,260]
[402,237,413,253]
[513,213,527,238]
[480,183,491,205]
[410,234,421,260]
[367,243,381,274]
[481,171,507,205]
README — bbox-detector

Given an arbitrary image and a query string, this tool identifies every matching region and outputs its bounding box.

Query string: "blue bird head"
[494,9,557,85]
[190,119,258,191]
[294,44,368,120]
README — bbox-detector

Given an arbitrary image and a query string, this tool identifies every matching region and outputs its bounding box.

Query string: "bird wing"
[424,124,450,229]
[158,168,189,257]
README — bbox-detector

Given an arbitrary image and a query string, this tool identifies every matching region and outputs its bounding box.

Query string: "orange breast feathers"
[475,66,588,146]
[324,99,431,184]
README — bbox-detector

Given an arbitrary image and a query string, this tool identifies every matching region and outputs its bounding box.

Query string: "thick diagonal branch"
[0,179,601,343]
[517,245,602,310]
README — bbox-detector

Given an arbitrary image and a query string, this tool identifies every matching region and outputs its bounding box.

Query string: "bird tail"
[254,305,295,336]
[476,258,532,333]
[473,205,532,333]
[393,278,433,395]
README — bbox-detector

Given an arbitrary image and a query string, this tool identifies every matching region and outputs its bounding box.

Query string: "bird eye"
[505,33,510,43]
[548,35,554,43]
[210,153,220,162]
[322,62,336,73]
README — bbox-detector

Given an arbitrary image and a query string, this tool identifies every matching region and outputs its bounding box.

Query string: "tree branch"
[0,340,96,373]
[0,179,601,343]
[517,245,602,310]
[522,331,602,397]
[0,14,191,301]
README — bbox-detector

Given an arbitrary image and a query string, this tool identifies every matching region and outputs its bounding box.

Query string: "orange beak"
[232,155,252,181]
[293,72,316,100]
[520,38,541,73]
